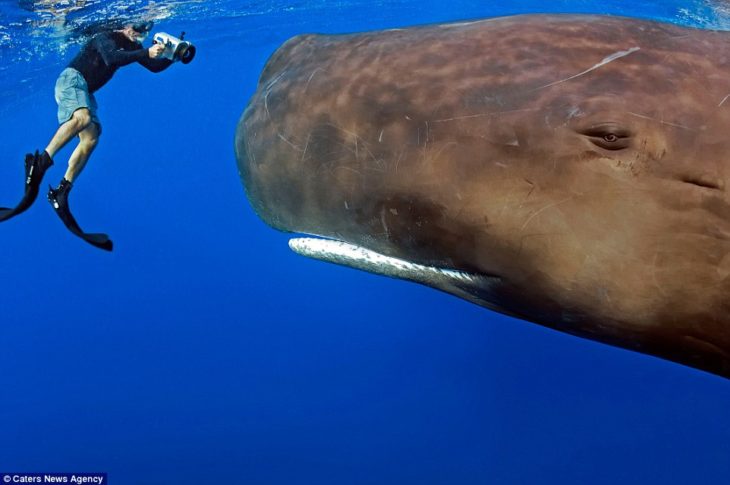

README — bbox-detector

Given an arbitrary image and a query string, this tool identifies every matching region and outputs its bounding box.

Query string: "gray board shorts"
[54,67,101,132]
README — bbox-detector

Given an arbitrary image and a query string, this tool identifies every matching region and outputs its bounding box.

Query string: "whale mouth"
[288,236,503,307]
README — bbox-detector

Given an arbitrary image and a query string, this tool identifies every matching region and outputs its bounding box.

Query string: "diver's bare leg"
[44,108,92,159]
[46,119,112,252]
[64,121,100,183]
[0,107,94,222]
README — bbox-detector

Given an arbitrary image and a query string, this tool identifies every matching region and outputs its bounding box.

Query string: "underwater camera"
[153,31,196,64]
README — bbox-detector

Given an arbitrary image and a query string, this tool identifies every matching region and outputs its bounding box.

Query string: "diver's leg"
[0,79,94,222]
[44,108,92,159]
[63,121,100,183]
[0,111,88,222]
[47,120,111,252]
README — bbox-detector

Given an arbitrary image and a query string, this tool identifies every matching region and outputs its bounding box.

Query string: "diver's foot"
[25,150,54,187]
[46,178,113,252]
[47,178,71,210]
[0,151,55,222]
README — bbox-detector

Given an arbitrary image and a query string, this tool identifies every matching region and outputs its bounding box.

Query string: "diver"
[0,21,173,251]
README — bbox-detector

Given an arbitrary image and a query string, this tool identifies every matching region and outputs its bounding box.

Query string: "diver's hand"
[148,44,165,59]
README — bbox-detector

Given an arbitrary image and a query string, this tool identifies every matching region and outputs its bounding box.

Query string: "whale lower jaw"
[288,237,504,310]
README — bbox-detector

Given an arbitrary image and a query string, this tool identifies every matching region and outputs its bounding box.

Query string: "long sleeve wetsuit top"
[69,31,172,93]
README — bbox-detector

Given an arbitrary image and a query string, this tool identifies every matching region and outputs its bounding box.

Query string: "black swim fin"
[0,150,54,222]
[48,178,113,252]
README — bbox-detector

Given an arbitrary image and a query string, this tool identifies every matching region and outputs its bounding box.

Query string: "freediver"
[0,21,173,250]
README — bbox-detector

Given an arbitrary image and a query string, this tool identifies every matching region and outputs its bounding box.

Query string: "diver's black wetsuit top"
[68,31,172,93]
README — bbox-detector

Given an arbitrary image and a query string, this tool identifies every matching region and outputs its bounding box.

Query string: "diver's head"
[123,20,154,43]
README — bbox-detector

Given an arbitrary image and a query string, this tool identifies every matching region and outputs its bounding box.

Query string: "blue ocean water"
[0,1,729,483]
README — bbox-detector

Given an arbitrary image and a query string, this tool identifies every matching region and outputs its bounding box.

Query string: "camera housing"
[153,32,196,64]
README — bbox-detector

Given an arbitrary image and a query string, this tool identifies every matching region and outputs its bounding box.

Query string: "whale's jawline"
[288,236,505,309]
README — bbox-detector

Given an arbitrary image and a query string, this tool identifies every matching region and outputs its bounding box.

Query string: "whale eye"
[579,124,632,151]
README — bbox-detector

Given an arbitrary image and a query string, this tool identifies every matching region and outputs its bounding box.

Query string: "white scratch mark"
[277,133,302,151]
[718,94,730,107]
[325,123,379,163]
[264,70,287,92]
[263,70,288,121]
[303,68,324,93]
[300,133,312,163]
[425,141,458,166]
[535,47,641,90]
[520,197,574,231]
[264,91,272,120]
[627,111,694,131]
[334,166,364,177]
[394,150,404,173]
[378,129,384,142]
[567,106,583,119]
[431,109,537,123]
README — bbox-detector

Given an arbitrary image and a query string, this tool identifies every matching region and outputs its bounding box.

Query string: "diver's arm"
[94,34,147,67]
[138,56,173,73]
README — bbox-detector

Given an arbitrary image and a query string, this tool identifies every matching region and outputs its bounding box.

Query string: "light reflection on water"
[4,0,730,56]
[0,0,729,110]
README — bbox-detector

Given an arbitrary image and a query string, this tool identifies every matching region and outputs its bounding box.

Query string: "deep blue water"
[0,1,729,484]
